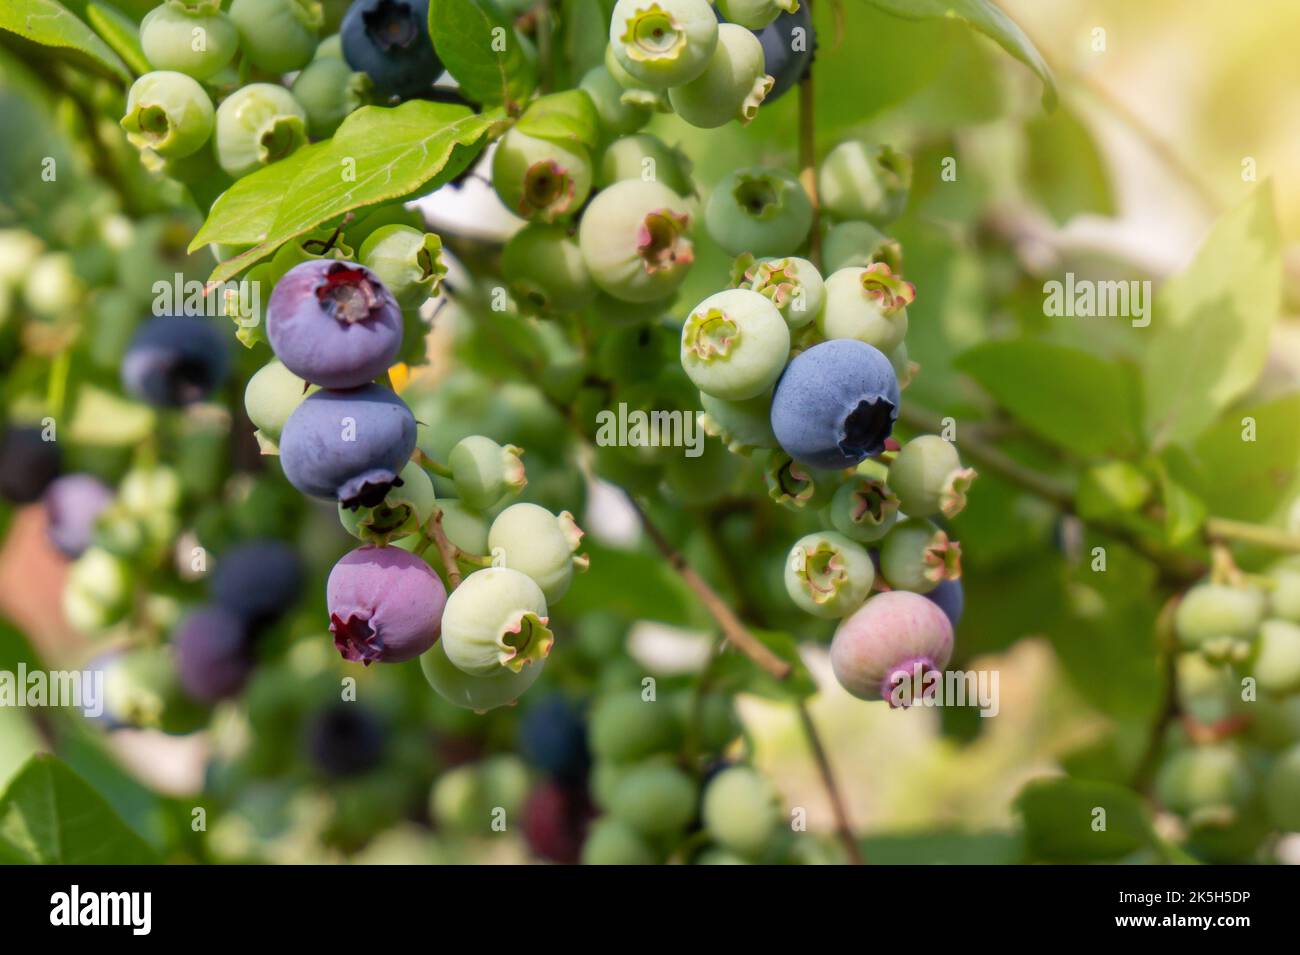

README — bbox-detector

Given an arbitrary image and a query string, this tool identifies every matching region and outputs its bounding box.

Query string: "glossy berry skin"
[744,256,824,330]
[770,339,900,469]
[278,385,417,508]
[492,130,593,223]
[214,83,308,178]
[880,518,961,594]
[229,0,322,74]
[439,567,553,677]
[702,766,781,858]
[449,435,527,510]
[668,24,772,129]
[718,0,796,30]
[889,435,976,519]
[925,578,965,628]
[581,817,656,865]
[292,55,371,138]
[122,316,231,408]
[1174,583,1266,662]
[0,427,60,505]
[211,539,304,627]
[121,71,214,159]
[819,263,914,353]
[341,0,441,101]
[706,168,812,257]
[597,133,693,197]
[589,690,679,763]
[580,65,651,139]
[1251,619,1300,696]
[266,260,403,389]
[518,694,590,782]
[699,389,778,454]
[173,605,253,703]
[43,474,113,558]
[523,781,595,864]
[358,225,445,308]
[828,475,899,544]
[326,545,446,664]
[420,637,545,712]
[681,288,789,401]
[784,530,874,619]
[501,225,595,316]
[608,0,718,90]
[754,2,813,102]
[487,503,587,604]
[140,1,239,80]
[822,220,902,273]
[579,179,695,304]
[830,591,955,703]
[1265,744,1300,831]
[1155,744,1253,816]
[608,763,698,837]
[304,702,386,777]
[243,359,317,449]
[818,141,912,226]
[339,461,437,546]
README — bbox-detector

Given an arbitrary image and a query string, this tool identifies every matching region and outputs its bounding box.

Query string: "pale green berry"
[439,567,553,677]
[213,83,308,178]
[420,638,543,712]
[888,435,977,519]
[817,141,912,225]
[717,0,798,30]
[879,519,961,594]
[784,530,874,618]
[680,288,789,401]
[589,690,680,763]
[702,766,781,858]
[699,389,778,454]
[580,64,651,139]
[338,461,437,546]
[121,71,215,159]
[818,263,914,353]
[822,220,903,273]
[501,224,595,315]
[243,358,316,451]
[1155,744,1254,816]
[140,0,239,80]
[492,128,593,223]
[581,817,657,865]
[668,23,772,129]
[608,763,698,837]
[705,168,812,257]
[229,0,322,73]
[608,0,718,90]
[1265,745,1300,830]
[449,435,527,511]
[1174,583,1266,662]
[63,547,134,634]
[358,225,446,308]
[745,255,823,329]
[597,133,693,197]
[1251,619,1300,696]
[488,503,587,604]
[579,179,695,304]
[829,475,900,543]
[1268,558,1300,623]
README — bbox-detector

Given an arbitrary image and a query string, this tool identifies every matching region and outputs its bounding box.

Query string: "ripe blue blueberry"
[43,474,114,558]
[769,338,900,469]
[440,567,553,676]
[173,605,253,703]
[341,0,442,102]
[579,179,695,304]
[229,0,322,74]
[211,538,304,627]
[120,71,215,159]
[420,637,545,712]
[305,702,387,777]
[213,83,308,178]
[888,435,977,519]
[830,591,955,703]
[784,530,874,618]
[278,384,417,508]
[819,263,914,353]
[0,427,60,505]
[680,288,789,401]
[266,260,403,389]
[518,694,591,782]
[752,2,814,102]
[609,0,718,90]
[326,545,446,664]
[924,578,964,628]
[705,168,812,257]
[121,316,231,408]
[668,23,772,129]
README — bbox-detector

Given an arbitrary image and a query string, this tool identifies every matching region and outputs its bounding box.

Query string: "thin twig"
[796,701,865,865]
[427,509,463,590]
[411,447,454,479]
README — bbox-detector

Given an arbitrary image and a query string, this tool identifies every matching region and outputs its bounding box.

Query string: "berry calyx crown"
[922,531,962,584]
[636,208,694,274]
[858,262,915,316]
[314,263,388,324]
[520,160,576,220]
[682,308,738,361]
[794,538,850,606]
[940,467,978,519]
[497,610,555,672]
[619,4,688,65]
[849,477,900,527]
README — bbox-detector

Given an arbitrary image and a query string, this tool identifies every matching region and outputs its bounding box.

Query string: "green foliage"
[428,0,538,108]
[83,1,149,77]
[0,0,131,82]
[1016,777,1153,862]
[1025,104,1115,223]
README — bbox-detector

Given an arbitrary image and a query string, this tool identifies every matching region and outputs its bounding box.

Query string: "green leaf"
[84,1,148,76]
[0,755,159,864]
[66,383,154,446]
[205,102,501,284]
[1152,458,1206,545]
[1143,184,1282,448]
[1187,393,1300,522]
[862,0,1056,109]
[956,340,1142,458]
[1025,103,1114,223]
[1016,777,1153,862]
[189,142,329,251]
[1076,461,1151,520]
[564,540,697,627]
[0,0,130,82]
[711,629,816,702]
[861,828,1024,864]
[428,0,537,108]
[515,90,599,152]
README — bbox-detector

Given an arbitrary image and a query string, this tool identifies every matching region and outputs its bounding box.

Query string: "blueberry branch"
[423,508,463,590]
[411,447,453,479]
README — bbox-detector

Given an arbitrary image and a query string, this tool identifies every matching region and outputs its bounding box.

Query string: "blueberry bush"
[0,0,1297,866]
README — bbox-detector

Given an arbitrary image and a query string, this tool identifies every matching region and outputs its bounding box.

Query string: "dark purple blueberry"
[0,425,61,504]
[341,0,442,102]
[43,473,113,558]
[211,539,304,628]
[278,384,417,508]
[173,605,254,703]
[266,260,403,390]
[522,780,596,864]
[755,4,815,102]
[518,694,590,782]
[925,577,964,627]
[121,315,230,407]
[326,545,446,664]
[304,702,386,777]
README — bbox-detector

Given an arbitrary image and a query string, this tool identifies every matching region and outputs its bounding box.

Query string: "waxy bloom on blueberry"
[830,591,954,704]
[358,225,446,308]
[680,288,789,401]
[339,461,437,546]
[492,129,593,223]
[784,530,874,618]
[213,83,308,178]
[668,23,773,129]
[925,578,964,628]
[440,567,553,677]
[819,262,914,353]
[420,638,545,712]
[770,338,900,470]
[888,435,977,519]
[608,0,719,89]
[266,260,403,389]
[829,474,899,543]
[706,168,812,258]
[753,2,814,102]
[879,518,961,594]
[488,503,588,604]
[818,141,912,226]
[121,71,214,159]
[326,545,446,664]
[580,179,695,303]
[173,605,253,703]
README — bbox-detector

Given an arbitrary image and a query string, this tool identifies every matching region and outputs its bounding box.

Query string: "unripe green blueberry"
[1174,583,1266,662]
[1264,744,1300,830]
[589,690,679,763]
[102,646,209,735]
[358,225,446,308]
[119,464,183,515]
[440,567,553,677]
[603,43,671,111]
[488,503,587,604]
[662,439,743,506]
[608,0,718,90]
[784,530,874,618]
[702,766,781,858]
[140,0,239,80]
[435,499,491,556]
[229,0,322,73]
[62,546,134,634]
[822,220,904,273]
[744,255,823,330]
[880,518,961,594]
[449,435,527,511]
[243,358,317,450]
[829,590,954,703]
[581,817,657,865]
[829,474,899,543]
[763,452,839,511]
[579,179,695,303]
[314,32,341,59]
[338,461,437,546]
[1176,651,1238,726]
[608,763,698,837]
[818,262,914,353]
[888,340,918,390]
[1251,619,1300,696]
[292,54,371,137]
[699,389,778,454]
[696,848,750,864]
[817,141,912,225]
[888,435,977,520]
[668,23,772,129]
[213,83,308,178]
[120,71,215,159]
[1268,558,1300,623]
[420,638,544,713]
[501,224,595,315]
[717,0,798,29]
[492,129,593,223]
[431,754,529,834]
[705,168,812,257]
[597,133,693,198]
[580,64,651,139]
[671,690,742,751]
[680,288,789,401]
[0,229,44,286]
[1155,744,1254,816]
